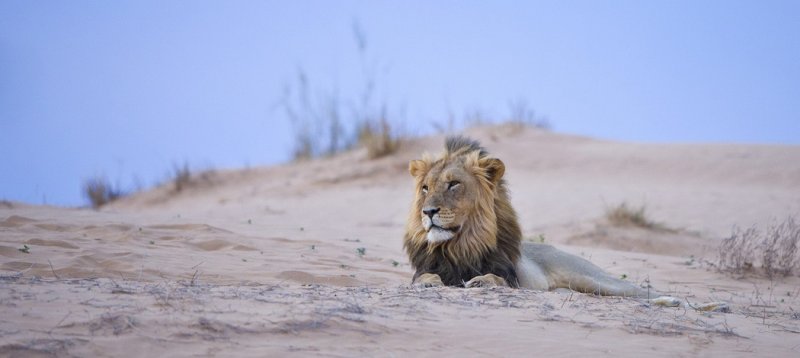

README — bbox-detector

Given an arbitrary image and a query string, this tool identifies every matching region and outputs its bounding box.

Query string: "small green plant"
[391,260,399,267]
[356,247,366,256]
[619,273,628,280]
[149,240,155,245]
[537,234,546,243]
[18,244,30,254]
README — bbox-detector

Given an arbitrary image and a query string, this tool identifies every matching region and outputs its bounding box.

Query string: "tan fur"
[404,136,663,299]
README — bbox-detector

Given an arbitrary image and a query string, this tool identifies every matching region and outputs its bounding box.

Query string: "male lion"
[403,136,665,298]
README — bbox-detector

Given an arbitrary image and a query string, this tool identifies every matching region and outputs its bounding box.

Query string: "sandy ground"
[2,125,800,357]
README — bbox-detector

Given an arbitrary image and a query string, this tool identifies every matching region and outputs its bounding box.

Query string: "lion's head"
[403,136,522,287]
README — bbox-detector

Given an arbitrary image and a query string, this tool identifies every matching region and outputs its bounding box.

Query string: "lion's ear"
[480,158,505,184]
[409,159,430,178]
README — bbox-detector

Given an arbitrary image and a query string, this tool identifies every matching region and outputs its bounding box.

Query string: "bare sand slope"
[2,125,799,356]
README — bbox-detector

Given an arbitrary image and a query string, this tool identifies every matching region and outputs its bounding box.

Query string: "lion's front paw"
[413,273,444,288]
[465,274,508,288]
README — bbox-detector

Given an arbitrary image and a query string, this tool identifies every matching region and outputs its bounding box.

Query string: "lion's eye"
[447,181,460,190]
[421,185,429,194]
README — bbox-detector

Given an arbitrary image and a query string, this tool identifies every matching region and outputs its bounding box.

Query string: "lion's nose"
[422,207,440,218]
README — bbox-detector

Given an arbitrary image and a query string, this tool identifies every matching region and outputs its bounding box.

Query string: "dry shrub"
[82,177,124,209]
[357,115,400,159]
[172,162,191,193]
[605,202,665,231]
[506,99,550,130]
[718,217,800,278]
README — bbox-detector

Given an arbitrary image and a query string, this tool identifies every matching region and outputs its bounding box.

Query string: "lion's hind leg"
[524,243,665,298]
[562,272,660,298]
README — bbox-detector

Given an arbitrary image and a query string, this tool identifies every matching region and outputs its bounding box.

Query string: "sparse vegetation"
[18,244,30,254]
[280,22,403,162]
[717,217,800,278]
[358,115,401,159]
[280,70,350,160]
[605,202,667,231]
[279,24,555,162]
[356,247,366,257]
[171,162,192,193]
[82,176,125,209]
[506,98,550,130]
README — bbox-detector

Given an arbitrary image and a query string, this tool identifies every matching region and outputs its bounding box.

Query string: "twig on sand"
[561,291,575,309]
[190,270,200,286]
[48,259,60,280]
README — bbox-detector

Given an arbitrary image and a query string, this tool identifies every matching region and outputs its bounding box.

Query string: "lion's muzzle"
[421,208,459,243]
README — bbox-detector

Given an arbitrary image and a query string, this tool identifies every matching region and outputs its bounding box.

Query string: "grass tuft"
[171,162,192,193]
[357,116,401,159]
[605,202,665,231]
[82,176,125,209]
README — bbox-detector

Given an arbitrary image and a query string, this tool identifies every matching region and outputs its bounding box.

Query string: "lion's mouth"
[426,224,460,243]
[430,224,460,233]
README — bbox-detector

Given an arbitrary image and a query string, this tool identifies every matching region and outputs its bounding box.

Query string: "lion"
[403,136,669,299]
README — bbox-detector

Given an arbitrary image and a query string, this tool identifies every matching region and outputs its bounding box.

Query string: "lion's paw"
[649,296,682,307]
[465,274,507,288]
[413,273,444,288]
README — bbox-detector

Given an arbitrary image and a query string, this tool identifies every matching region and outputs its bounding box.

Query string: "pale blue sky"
[1,1,798,206]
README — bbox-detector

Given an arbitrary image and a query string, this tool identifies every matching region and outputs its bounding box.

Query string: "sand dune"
[2,125,799,356]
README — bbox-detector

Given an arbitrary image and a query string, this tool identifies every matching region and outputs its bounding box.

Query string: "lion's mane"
[403,136,523,287]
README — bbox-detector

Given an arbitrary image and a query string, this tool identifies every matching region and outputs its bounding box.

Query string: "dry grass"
[82,177,125,209]
[605,202,667,231]
[506,99,550,130]
[280,69,404,161]
[357,116,401,159]
[281,71,350,161]
[717,217,800,278]
[171,162,192,193]
[280,23,407,162]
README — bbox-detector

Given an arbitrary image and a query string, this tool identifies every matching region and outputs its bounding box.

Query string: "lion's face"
[408,151,505,244]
